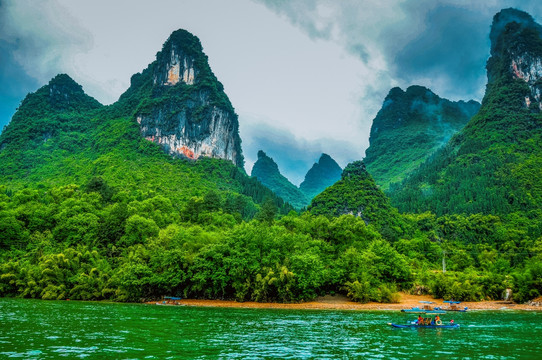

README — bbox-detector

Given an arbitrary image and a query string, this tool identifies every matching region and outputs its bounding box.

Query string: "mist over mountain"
[364,85,479,190]
[299,153,342,200]
[389,8,542,219]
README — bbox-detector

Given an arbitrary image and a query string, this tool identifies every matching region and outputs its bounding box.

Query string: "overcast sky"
[1,1,541,184]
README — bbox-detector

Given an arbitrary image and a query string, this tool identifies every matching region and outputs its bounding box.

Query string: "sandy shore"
[148,293,542,311]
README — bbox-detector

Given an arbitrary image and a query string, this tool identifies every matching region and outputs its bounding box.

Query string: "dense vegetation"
[251,150,309,209]
[1,18,542,305]
[1,182,541,303]
[388,15,542,219]
[299,153,342,200]
[364,86,479,191]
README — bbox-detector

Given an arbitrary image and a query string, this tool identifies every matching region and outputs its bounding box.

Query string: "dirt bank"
[147,293,542,311]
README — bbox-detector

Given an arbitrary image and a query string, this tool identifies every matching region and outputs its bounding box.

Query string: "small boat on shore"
[401,301,446,314]
[436,300,468,312]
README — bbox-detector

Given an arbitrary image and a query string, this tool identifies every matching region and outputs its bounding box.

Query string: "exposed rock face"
[251,150,309,209]
[364,85,479,190]
[153,45,197,86]
[388,8,542,216]
[490,8,542,110]
[131,29,243,167]
[299,153,342,200]
[510,53,542,109]
[138,90,241,164]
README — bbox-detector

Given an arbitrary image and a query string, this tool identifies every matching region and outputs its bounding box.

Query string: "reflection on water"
[0,298,541,359]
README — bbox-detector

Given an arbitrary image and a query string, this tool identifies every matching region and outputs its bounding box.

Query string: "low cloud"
[0,0,92,85]
[254,0,542,102]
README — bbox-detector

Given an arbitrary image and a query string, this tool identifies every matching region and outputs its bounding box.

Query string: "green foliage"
[1,24,541,306]
[364,86,479,190]
[388,19,542,219]
[309,161,404,241]
[251,151,309,209]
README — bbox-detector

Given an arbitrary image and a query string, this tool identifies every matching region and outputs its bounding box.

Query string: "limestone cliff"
[122,29,244,167]
[489,8,542,110]
[388,8,542,216]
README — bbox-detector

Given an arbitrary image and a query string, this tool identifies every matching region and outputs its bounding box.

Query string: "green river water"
[0,298,541,359]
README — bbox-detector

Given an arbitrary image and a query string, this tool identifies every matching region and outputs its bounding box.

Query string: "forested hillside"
[364,86,479,190]
[0,17,541,305]
[251,150,309,209]
[389,9,542,222]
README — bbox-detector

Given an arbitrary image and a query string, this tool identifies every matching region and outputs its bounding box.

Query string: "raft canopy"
[443,301,461,304]
[164,296,182,300]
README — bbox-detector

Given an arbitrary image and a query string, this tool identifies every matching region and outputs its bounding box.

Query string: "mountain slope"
[364,85,479,190]
[299,153,342,200]
[308,161,403,240]
[113,29,243,167]
[0,33,291,218]
[251,150,309,209]
[389,8,542,220]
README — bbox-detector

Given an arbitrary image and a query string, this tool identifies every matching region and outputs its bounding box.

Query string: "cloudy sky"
[1,1,541,184]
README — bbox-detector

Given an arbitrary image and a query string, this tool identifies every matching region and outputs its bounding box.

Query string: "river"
[1,299,541,359]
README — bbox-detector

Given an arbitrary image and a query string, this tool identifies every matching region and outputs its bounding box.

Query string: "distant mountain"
[251,150,309,209]
[389,8,542,219]
[364,85,479,190]
[299,153,342,200]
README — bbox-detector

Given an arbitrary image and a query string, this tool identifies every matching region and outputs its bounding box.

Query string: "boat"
[436,300,468,312]
[401,301,446,314]
[388,322,460,329]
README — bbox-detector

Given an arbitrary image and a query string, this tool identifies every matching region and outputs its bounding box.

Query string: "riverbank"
[147,293,542,311]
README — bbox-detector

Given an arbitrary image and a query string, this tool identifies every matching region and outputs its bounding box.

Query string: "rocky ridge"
[127,29,244,167]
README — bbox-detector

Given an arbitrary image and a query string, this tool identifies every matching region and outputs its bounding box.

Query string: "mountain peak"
[253,150,279,172]
[299,153,342,200]
[486,8,542,110]
[318,153,334,164]
[308,159,400,235]
[342,161,370,179]
[490,8,542,55]
[251,150,308,209]
[121,28,243,167]
[45,74,101,111]
[48,73,82,91]
[153,29,205,86]
[364,84,479,190]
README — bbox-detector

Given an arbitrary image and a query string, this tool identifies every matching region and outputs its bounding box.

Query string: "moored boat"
[437,300,468,312]
[401,301,446,314]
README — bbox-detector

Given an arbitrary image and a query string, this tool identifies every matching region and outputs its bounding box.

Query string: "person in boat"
[435,315,441,325]
[417,315,423,325]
